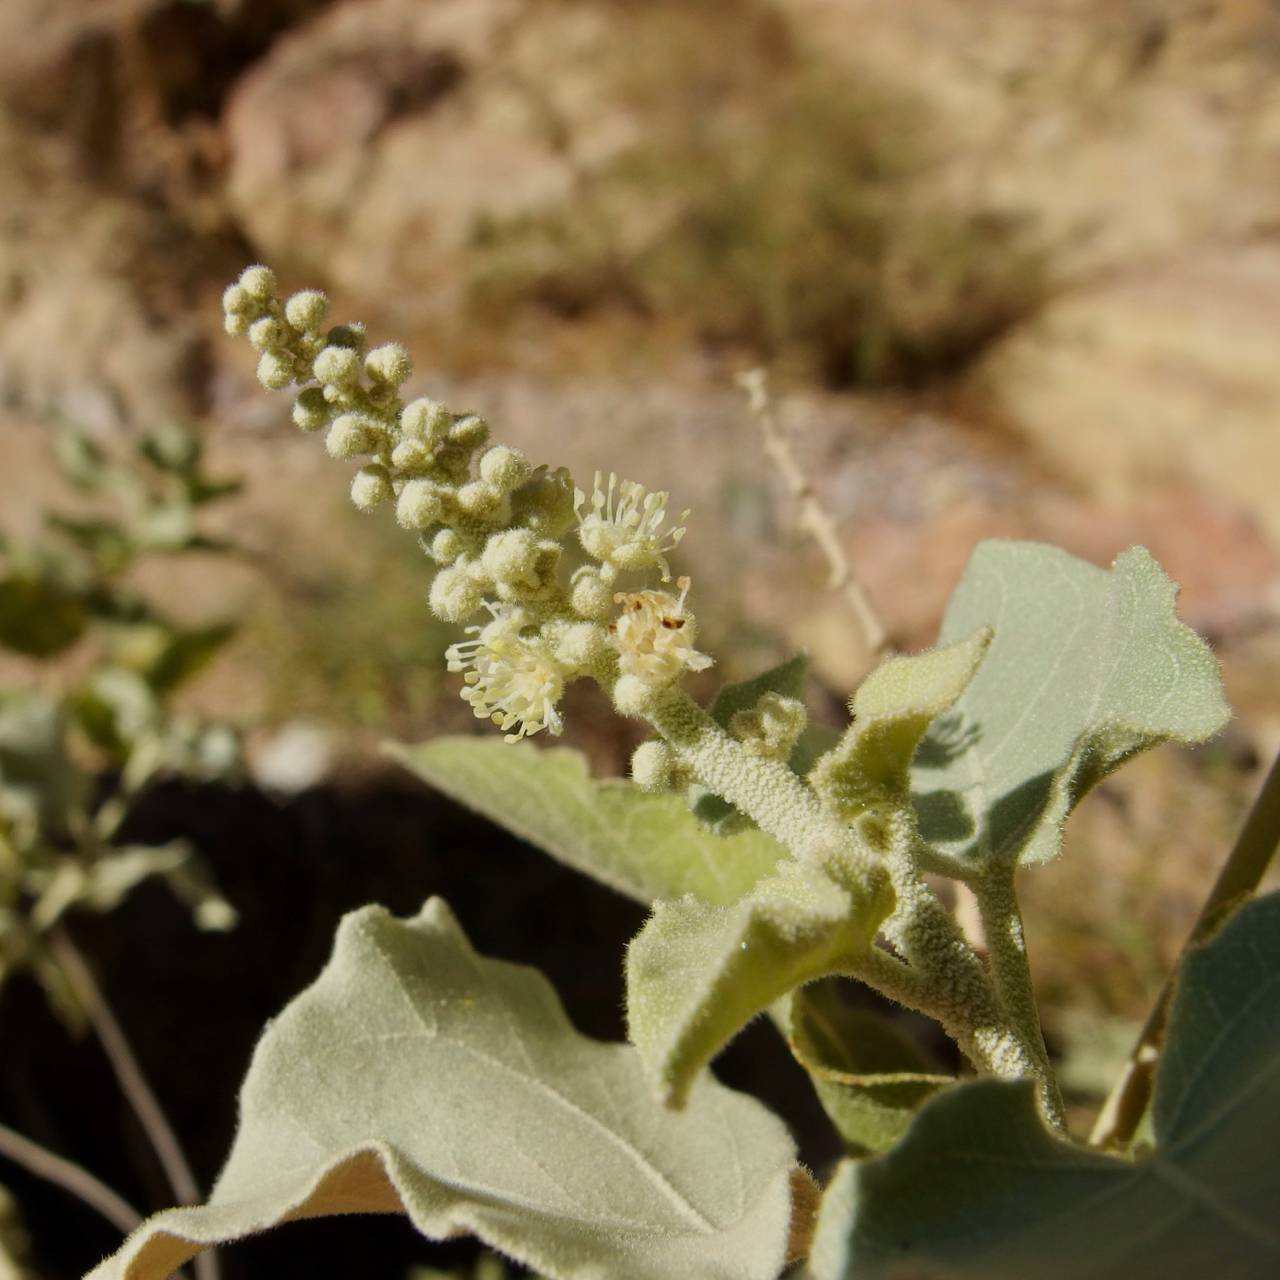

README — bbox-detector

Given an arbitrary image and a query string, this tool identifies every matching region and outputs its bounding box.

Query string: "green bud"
[284,290,328,331]
[248,316,287,353]
[390,439,433,473]
[456,480,507,520]
[224,312,251,337]
[324,322,366,353]
[478,445,531,493]
[238,264,277,302]
[222,283,253,315]
[513,465,576,536]
[481,528,538,584]
[613,673,659,717]
[552,620,608,669]
[365,342,412,386]
[631,740,675,791]
[291,387,331,432]
[429,528,465,564]
[325,413,381,459]
[256,351,293,390]
[449,414,489,450]
[351,465,393,512]
[314,345,361,386]
[570,567,613,619]
[429,560,484,622]
[396,479,448,530]
[400,398,452,442]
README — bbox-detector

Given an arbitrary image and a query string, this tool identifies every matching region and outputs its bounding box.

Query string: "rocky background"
[2,1,1279,1275]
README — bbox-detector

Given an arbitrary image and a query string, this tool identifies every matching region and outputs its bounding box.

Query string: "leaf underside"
[809,892,1280,1280]
[911,541,1229,871]
[388,738,784,905]
[88,899,798,1280]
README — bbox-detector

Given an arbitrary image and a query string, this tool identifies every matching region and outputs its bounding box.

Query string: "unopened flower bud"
[429,528,464,564]
[513,465,576,536]
[292,387,331,432]
[238,265,276,302]
[631,740,675,791]
[256,351,293,390]
[314,345,361,387]
[551,621,608,669]
[324,323,366,352]
[429,561,485,622]
[456,480,507,520]
[481,528,539,584]
[351,465,393,512]
[570,568,613,620]
[248,317,287,353]
[365,343,412,386]
[613,673,659,717]
[396,479,448,530]
[224,312,250,337]
[479,445,530,492]
[222,283,253,316]
[449,414,489,450]
[390,439,432,472]
[284,290,328,331]
[401,398,452,442]
[325,413,382,459]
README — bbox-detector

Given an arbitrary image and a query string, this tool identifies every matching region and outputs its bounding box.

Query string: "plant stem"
[0,1120,142,1235]
[973,866,1065,1128]
[47,925,220,1280]
[1091,746,1280,1149]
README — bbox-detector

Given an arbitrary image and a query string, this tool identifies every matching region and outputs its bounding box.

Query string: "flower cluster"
[223,265,711,739]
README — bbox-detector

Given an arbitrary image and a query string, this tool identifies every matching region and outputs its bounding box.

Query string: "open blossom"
[610,577,712,684]
[446,617,567,741]
[576,471,688,580]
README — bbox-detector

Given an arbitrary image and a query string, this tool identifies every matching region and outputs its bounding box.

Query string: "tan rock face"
[222,0,641,318]
[975,244,1280,547]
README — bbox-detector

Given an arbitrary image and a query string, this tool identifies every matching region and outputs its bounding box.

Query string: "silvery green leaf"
[911,542,1229,871]
[88,899,799,1280]
[809,892,1280,1280]
[389,738,783,905]
[627,861,892,1107]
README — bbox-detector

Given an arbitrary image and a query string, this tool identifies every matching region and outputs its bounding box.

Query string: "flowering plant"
[84,268,1280,1280]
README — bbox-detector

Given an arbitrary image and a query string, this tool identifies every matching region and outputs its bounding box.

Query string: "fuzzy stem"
[0,1120,142,1236]
[973,866,1066,1127]
[1091,747,1280,1149]
[48,926,219,1280]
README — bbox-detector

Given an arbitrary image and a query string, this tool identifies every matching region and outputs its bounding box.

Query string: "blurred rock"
[0,110,213,432]
[975,244,1280,549]
[223,0,638,319]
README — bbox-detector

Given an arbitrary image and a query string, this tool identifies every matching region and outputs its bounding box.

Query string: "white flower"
[609,576,712,685]
[575,472,688,580]
[445,611,566,741]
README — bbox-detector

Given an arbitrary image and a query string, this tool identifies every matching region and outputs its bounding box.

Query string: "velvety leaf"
[627,862,891,1107]
[692,654,812,831]
[388,738,784,905]
[87,898,798,1280]
[810,629,990,820]
[809,892,1280,1280]
[911,542,1229,870]
[0,575,88,658]
[789,980,952,1155]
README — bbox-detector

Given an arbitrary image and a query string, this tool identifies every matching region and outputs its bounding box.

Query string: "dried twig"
[0,1120,142,1236]
[736,369,891,661]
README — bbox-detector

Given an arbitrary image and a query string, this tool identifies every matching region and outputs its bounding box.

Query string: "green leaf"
[809,891,1280,1280]
[810,628,991,821]
[911,542,1229,871]
[110,622,236,695]
[0,575,88,657]
[789,980,952,1155]
[0,694,86,833]
[388,738,784,906]
[691,654,812,831]
[88,898,799,1280]
[627,861,891,1107]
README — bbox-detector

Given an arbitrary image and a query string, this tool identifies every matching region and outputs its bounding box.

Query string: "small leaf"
[627,861,892,1107]
[809,891,1280,1280]
[789,980,952,1155]
[810,628,990,820]
[0,694,86,832]
[911,542,1229,870]
[88,898,799,1280]
[692,654,813,831]
[0,575,88,657]
[388,738,784,905]
[111,623,236,695]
